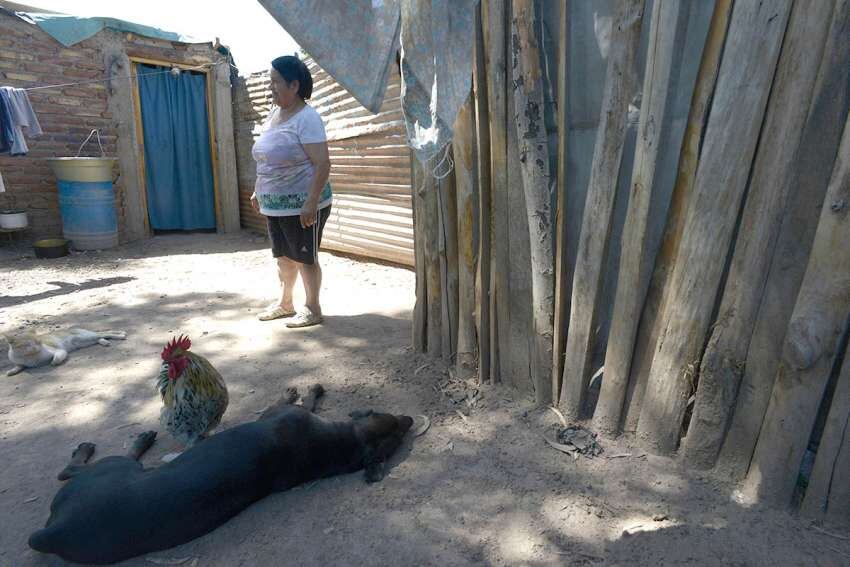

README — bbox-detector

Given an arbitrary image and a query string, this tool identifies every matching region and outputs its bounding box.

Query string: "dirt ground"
[1,232,848,567]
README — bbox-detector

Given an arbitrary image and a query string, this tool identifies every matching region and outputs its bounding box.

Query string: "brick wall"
[0,13,117,239]
[232,73,266,235]
[0,11,223,242]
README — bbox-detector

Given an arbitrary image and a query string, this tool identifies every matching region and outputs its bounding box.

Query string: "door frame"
[129,55,223,234]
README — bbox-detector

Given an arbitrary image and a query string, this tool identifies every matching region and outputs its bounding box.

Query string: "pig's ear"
[348,409,373,419]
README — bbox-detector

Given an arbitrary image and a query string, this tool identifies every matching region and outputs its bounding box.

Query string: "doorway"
[135,62,217,231]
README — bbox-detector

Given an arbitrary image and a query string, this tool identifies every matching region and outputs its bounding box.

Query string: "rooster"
[156,335,229,447]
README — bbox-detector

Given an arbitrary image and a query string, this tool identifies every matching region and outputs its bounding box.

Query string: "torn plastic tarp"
[10,12,204,47]
[400,0,477,166]
[257,0,401,115]
[258,0,477,166]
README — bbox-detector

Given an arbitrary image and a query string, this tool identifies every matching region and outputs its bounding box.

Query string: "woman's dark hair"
[271,55,313,100]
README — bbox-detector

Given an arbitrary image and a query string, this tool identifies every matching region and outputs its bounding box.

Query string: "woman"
[251,55,332,327]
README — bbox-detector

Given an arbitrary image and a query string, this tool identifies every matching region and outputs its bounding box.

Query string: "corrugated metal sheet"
[234,58,414,266]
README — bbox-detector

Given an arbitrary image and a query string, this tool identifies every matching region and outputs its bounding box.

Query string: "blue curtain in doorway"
[138,64,216,230]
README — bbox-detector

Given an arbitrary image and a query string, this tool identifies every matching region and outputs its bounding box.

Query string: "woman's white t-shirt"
[252,105,332,217]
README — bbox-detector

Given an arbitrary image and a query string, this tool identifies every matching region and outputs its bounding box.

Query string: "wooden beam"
[558,0,646,419]
[204,65,225,233]
[551,0,569,402]
[411,157,427,351]
[801,337,850,526]
[438,165,459,363]
[716,0,850,478]
[742,112,850,507]
[473,0,492,385]
[635,0,792,454]
[422,164,442,358]
[506,24,532,396]
[211,59,241,233]
[622,0,732,432]
[483,0,509,384]
[510,0,557,403]
[592,0,685,435]
[681,0,837,468]
[454,97,478,377]
[129,62,151,236]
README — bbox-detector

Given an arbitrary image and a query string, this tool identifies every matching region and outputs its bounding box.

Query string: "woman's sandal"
[286,307,323,328]
[258,305,296,321]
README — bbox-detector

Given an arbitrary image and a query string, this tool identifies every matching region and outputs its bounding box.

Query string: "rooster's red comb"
[161,334,191,361]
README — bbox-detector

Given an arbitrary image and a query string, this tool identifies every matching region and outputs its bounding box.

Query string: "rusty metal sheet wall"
[234,58,414,266]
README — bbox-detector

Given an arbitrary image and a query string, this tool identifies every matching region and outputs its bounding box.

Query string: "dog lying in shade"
[28,384,412,564]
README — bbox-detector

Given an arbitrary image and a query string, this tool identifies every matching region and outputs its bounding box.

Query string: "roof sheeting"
[9,10,206,47]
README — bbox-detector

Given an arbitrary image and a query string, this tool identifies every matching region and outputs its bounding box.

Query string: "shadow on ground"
[0,236,846,567]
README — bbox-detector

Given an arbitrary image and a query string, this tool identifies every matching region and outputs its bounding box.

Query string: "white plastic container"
[0,209,28,229]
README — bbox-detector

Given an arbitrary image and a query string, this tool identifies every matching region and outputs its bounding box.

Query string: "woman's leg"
[299,259,322,316]
[276,256,300,311]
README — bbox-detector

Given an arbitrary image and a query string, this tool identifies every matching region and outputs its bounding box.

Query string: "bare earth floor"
[1,233,847,567]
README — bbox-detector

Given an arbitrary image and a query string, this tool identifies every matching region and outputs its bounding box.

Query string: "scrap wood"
[145,557,197,566]
[812,524,850,541]
[826,546,850,559]
[606,452,646,460]
[548,406,568,427]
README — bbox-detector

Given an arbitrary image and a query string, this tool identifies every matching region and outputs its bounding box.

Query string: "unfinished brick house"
[0,1,239,242]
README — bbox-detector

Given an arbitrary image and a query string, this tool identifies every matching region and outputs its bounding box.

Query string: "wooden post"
[742,113,850,507]
[473,0,492,385]
[510,0,556,403]
[716,0,850,478]
[551,0,569,402]
[801,338,850,526]
[438,165,459,363]
[454,96,479,378]
[592,0,684,435]
[506,65,533,395]
[558,0,645,419]
[622,0,733,432]
[681,0,837,468]
[636,0,792,455]
[422,164,442,358]
[411,157,428,351]
[483,0,509,384]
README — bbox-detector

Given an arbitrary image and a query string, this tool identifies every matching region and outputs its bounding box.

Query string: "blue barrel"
[47,158,118,250]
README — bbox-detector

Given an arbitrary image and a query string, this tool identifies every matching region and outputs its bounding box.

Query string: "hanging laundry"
[0,91,13,154]
[0,87,43,155]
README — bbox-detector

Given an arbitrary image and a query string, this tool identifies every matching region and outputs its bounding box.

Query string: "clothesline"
[2,58,237,158]
[20,59,232,92]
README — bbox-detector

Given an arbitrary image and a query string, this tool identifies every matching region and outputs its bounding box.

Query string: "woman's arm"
[250,178,260,213]
[300,141,331,228]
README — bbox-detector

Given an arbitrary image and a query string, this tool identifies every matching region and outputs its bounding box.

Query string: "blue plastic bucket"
[47,157,118,250]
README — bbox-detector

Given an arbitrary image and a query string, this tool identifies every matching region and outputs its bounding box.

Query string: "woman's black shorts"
[266,205,331,264]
